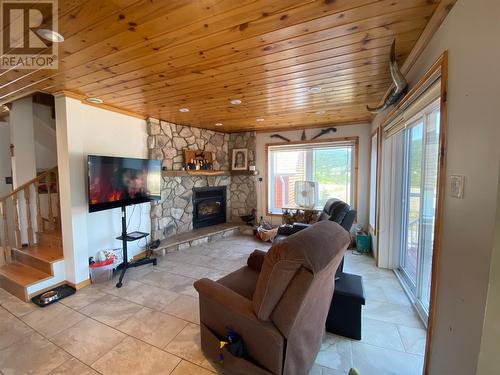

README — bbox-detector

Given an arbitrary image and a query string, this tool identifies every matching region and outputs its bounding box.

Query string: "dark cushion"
[273,234,288,243]
[322,198,339,215]
[340,209,357,231]
[330,202,350,224]
[247,250,267,271]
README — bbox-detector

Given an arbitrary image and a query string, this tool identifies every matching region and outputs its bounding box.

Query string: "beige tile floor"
[0,235,426,375]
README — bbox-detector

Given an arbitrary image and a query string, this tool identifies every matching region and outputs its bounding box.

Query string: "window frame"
[265,136,359,216]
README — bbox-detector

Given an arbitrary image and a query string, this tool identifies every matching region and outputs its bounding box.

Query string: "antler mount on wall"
[366,40,408,114]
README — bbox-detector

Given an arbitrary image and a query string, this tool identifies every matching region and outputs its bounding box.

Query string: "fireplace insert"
[192,186,227,229]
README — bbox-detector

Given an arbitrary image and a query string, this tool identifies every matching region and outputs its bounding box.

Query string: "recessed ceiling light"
[179,108,190,112]
[215,122,223,127]
[85,97,103,104]
[230,99,242,105]
[256,118,264,122]
[308,87,322,94]
[35,29,65,43]
[315,110,326,115]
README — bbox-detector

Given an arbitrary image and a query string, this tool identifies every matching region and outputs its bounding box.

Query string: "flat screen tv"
[87,155,161,213]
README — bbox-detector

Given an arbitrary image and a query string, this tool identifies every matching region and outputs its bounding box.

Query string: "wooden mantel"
[161,170,259,177]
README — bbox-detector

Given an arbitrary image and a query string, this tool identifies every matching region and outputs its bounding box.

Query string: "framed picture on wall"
[232,148,248,170]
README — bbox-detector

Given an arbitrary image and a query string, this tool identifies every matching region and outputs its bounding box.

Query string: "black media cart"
[115,206,157,288]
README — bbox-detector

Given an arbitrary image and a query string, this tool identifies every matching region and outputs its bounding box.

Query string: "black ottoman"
[326,272,365,340]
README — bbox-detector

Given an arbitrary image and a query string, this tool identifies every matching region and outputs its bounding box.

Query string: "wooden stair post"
[34,179,43,236]
[47,171,54,231]
[0,200,10,265]
[24,187,34,246]
[12,193,21,249]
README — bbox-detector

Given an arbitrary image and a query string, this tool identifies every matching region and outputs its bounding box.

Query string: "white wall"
[255,124,371,228]
[56,96,149,285]
[81,104,150,261]
[0,122,11,197]
[33,102,57,171]
[371,1,500,373]
[9,97,36,188]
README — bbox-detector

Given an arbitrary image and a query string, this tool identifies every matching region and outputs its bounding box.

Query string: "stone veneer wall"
[147,118,257,241]
[228,132,257,219]
[147,118,230,171]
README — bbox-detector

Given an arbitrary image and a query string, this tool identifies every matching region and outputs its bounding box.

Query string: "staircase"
[0,167,64,301]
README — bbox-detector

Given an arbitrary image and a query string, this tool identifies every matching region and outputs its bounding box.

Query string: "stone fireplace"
[147,118,257,241]
[192,186,227,229]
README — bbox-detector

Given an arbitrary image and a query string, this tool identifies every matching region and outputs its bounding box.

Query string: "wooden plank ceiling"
[0,0,445,132]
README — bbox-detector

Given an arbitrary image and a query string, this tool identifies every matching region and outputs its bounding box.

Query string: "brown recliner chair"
[194,221,350,375]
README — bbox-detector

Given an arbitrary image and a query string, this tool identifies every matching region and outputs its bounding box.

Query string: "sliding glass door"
[399,100,440,322]
[401,120,424,289]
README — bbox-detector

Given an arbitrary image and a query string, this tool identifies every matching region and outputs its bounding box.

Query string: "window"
[267,139,357,214]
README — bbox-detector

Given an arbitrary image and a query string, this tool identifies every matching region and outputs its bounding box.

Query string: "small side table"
[326,272,365,340]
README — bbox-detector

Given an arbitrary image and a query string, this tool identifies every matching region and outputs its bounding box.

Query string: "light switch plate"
[450,175,465,199]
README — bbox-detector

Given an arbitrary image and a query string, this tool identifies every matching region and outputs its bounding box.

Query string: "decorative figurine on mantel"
[200,159,212,170]
[187,158,196,170]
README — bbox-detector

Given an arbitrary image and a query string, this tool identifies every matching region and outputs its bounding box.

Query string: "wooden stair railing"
[0,166,59,266]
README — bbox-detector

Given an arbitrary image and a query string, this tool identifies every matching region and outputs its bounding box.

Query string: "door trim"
[422,52,448,375]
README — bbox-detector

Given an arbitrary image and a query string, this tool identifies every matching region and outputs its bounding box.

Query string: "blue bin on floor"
[356,233,371,253]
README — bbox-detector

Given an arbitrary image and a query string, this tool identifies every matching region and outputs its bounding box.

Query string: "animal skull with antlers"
[366,40,408,113]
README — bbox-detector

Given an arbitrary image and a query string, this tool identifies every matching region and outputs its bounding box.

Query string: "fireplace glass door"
[192,186,226,228]
[197,199,222,218]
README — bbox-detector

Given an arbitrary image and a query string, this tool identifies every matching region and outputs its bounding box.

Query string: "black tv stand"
[115,205,157,288]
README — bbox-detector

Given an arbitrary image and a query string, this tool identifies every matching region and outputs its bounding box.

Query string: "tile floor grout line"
[395,324,426,356]
[350,337,424,358]
[167,359,183,375]
[361,312,425,331]
[61,293,196,344]
[49,356,105,375]
[40,305,214,375]
[37,297,175,371]
[1,303,107,374]
[62,285,200,328]
[87,330,130,370]
[57,297,211,372]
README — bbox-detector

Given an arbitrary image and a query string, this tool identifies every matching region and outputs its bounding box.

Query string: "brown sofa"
[194,220,351,375]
